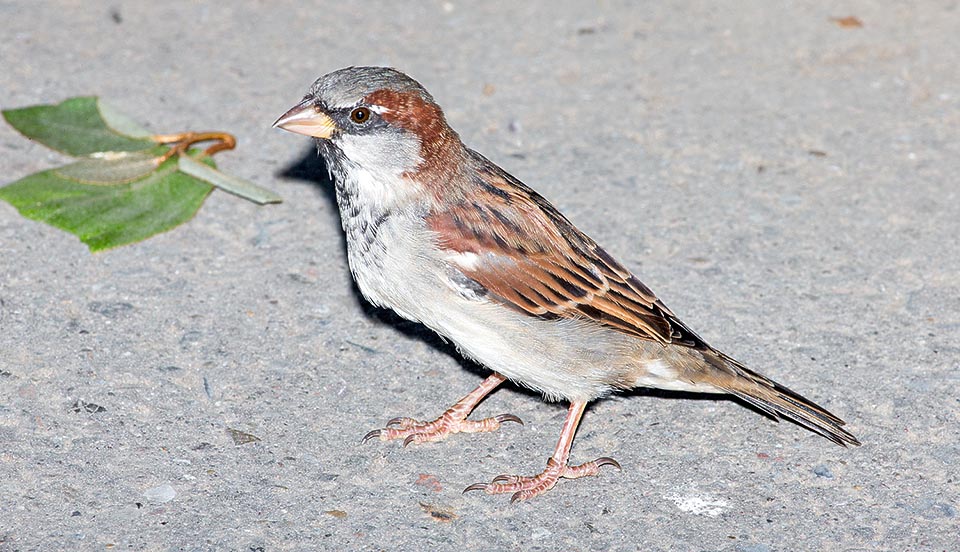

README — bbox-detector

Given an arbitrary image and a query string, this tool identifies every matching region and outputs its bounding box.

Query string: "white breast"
[330,159,700,402]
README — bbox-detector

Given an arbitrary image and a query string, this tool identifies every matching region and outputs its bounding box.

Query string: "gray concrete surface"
[1,2,958,550]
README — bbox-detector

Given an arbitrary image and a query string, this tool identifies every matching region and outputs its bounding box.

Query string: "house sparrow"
[274,66,860,502]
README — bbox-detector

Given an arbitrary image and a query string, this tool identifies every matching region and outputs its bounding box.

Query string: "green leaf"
[0,155,213,252]
[54,150,165,185]
[97,99,153,138]
[2,97,155,156]
[178,154,282,205]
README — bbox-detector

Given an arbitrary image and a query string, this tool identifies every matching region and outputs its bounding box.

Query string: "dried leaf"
[414,474,443,492]
[831,16,863,28]
[418,502,458,522]
[227,427,262,446]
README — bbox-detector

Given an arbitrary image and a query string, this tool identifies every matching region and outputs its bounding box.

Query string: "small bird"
[274,66,859,502]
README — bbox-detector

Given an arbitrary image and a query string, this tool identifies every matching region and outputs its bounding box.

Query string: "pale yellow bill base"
[272,98,339,139]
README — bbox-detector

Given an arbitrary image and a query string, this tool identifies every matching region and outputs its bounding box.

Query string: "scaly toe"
[463,454,620,501]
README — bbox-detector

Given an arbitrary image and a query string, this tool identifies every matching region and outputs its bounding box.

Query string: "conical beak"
[273,97,339,139]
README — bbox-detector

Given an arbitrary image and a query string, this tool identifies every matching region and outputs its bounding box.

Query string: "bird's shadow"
[276,146,509,391]
[278,144,338,216]
[275,146,800,424]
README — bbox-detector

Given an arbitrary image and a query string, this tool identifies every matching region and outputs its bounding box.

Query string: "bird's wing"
[427,152,704,347]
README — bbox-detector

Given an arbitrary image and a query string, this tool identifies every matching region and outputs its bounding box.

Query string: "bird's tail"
[701,349,861,447]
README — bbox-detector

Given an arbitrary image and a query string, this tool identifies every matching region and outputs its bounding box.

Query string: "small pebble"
[143,484,176,504]
[87,301,134,319]
[813,465,834,478]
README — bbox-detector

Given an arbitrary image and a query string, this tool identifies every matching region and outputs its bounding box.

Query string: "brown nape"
[364,89,464,182]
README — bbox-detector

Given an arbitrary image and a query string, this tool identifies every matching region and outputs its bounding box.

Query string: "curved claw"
[402,434,418,448]
[510,491,524,504]
[491,474,519,484]
[495,413,523,426]
[594,457,622,470]
[462,482,488,494]
[361,429,381,443]
[387,417,413,427]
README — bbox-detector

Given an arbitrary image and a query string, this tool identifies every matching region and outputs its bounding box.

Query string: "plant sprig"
[1,97,281,252]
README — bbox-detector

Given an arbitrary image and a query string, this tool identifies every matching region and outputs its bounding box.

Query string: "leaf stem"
[151,131,237,162]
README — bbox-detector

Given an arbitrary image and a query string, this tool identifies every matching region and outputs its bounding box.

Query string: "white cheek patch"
[336,131,422,179]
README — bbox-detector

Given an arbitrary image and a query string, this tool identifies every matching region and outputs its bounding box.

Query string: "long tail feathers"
[704,350,861,447]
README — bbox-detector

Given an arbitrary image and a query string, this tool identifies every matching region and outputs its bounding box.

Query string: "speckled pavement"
[1,2,957,550]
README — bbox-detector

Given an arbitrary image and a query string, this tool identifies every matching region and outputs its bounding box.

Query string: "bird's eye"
[350,107,371,124]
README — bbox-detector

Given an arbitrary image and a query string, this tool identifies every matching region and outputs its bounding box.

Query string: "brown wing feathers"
[428,159,681,344]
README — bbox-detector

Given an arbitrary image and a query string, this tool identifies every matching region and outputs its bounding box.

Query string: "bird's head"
[274,66,463,186]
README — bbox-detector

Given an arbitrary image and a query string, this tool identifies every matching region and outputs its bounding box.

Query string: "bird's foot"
[362,410,522,447]
[463,456,621,502]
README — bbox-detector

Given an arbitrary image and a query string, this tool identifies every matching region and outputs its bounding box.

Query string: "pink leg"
[464,401,620,502]
[362,373,521,446]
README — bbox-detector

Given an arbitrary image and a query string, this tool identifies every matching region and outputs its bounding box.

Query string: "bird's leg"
[463,401,621,502]
[362,372,521,446]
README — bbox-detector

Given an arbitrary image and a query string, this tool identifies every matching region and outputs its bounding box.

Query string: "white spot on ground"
[530,527,552,540]
[143,484,176,504]
[663,493,730,517]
